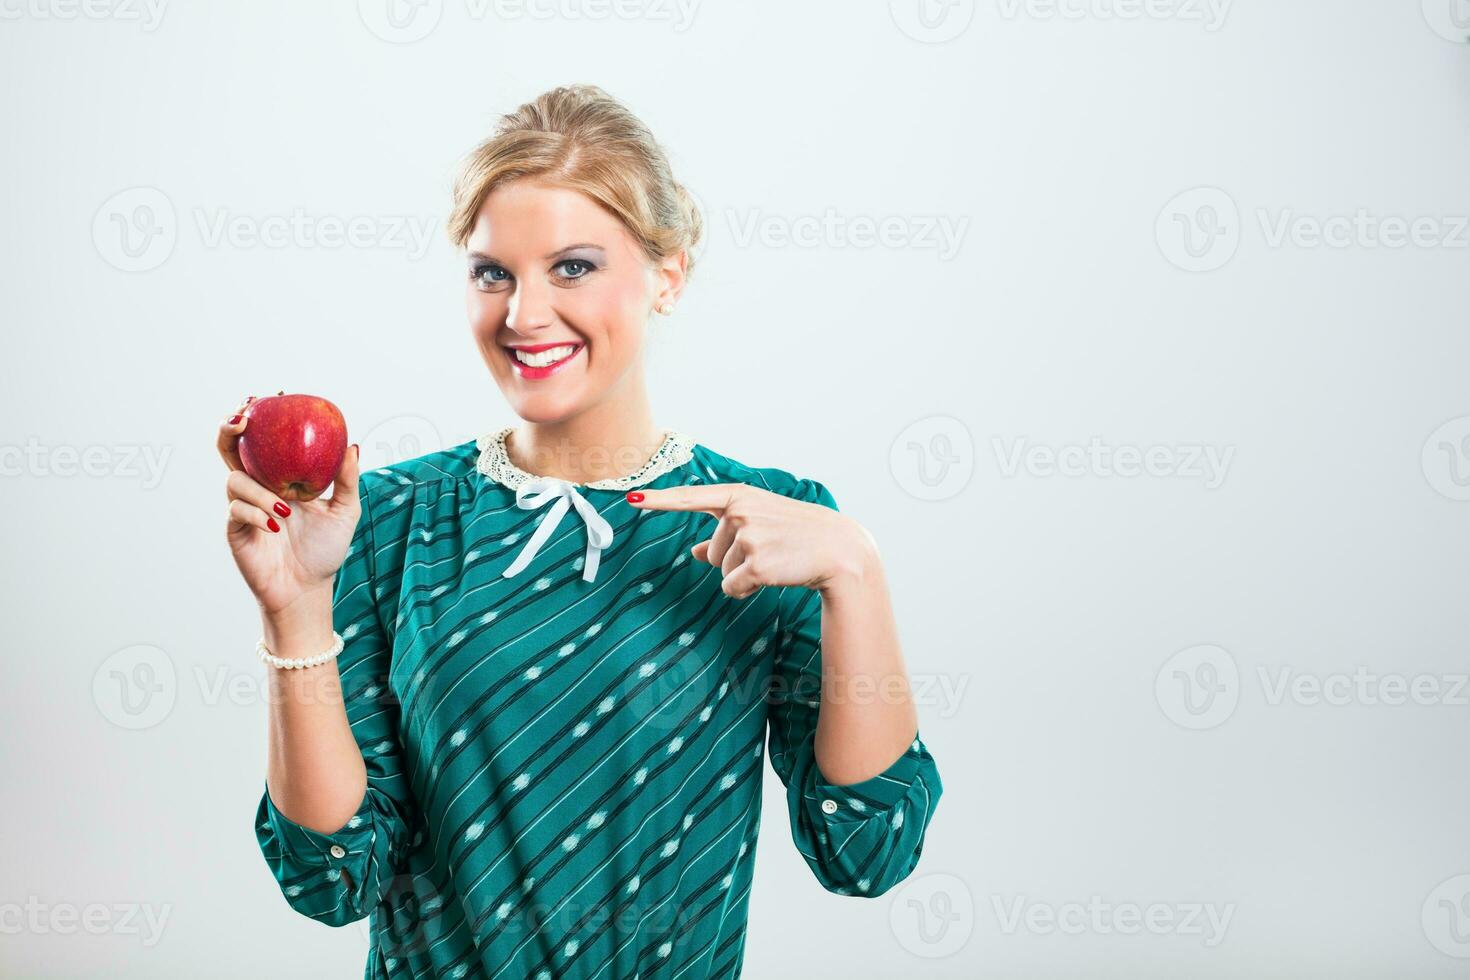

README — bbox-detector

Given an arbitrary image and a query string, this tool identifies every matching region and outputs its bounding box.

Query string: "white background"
[3,0,1470,976]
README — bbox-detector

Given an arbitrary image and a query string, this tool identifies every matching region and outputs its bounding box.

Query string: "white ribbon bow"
[501,477,615,583]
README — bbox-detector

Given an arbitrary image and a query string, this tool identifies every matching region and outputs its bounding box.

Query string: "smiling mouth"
[502,342,585,376]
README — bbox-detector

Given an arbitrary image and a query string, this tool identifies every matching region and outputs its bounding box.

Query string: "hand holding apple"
[218,392,361,617]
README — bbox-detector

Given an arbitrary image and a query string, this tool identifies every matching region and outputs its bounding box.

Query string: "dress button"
[821,799,838,815]
[329,845,346,859]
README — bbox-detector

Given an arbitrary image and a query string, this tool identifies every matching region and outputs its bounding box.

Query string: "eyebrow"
[467,243,606,263]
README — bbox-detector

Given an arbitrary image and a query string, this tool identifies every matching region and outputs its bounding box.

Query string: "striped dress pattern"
[254,429,944,979]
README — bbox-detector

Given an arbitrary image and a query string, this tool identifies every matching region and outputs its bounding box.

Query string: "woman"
[221,84,943,979]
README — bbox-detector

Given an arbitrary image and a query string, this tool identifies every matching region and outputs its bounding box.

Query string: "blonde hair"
[447,84,703,280]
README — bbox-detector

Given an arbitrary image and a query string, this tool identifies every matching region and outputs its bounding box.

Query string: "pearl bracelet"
[256,631,344,670]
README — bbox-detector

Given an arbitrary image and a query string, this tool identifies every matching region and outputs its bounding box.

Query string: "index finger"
[626,483,741,516]
[215,396,254,472]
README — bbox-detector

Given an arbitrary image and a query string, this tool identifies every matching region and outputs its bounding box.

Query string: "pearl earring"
[657,303,674,315]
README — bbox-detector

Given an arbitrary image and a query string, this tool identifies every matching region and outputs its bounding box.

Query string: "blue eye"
[556,259,594,280]
[471,264,508,288]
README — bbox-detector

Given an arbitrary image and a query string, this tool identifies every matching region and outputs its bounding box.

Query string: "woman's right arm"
[219,400,415,926]
[261,584,369,842]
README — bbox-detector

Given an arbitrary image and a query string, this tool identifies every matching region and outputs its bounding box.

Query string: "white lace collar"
[475,425,697,492]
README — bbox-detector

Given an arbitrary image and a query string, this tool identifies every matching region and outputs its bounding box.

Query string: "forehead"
[467,179,633,256]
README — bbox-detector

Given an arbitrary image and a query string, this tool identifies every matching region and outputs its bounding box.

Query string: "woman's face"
[464,179,682,423]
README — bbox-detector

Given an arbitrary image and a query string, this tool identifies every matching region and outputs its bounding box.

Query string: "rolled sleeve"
[255,780,386,926]
[806,733,934,822]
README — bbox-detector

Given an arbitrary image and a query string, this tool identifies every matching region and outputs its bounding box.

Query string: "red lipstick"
[502,341,584,380]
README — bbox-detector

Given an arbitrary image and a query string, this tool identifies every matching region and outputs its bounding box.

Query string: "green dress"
[254,426,944,979]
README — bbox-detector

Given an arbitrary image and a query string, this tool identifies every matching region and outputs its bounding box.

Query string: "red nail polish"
[626,492,644,503]
[244,395,255,404]
[267,517,280,533]
[273,502,291,518]
[228,415,242,425]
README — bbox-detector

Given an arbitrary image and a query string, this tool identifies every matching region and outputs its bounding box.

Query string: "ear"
[655,248,688,307]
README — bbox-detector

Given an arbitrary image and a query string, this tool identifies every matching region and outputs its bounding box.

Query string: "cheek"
[466,288,502,335]
[557,279,645,344]
[608,274,650,315]
[579,276,650,339]
[581,289,647,365]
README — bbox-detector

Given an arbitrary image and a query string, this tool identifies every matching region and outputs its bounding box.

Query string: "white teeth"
[512,344,578,368]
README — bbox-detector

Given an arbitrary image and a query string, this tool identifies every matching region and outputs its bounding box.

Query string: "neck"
[506,393,666,485]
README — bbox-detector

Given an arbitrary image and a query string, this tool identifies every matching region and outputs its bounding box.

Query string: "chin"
[505,394,587,425]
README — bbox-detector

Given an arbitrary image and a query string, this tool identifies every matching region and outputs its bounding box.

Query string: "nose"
[505,280,554,337]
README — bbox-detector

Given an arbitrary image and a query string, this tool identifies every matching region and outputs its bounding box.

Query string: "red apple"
[238,392,348,501]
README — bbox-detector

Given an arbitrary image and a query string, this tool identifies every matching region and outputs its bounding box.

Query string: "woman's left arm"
[628,478,944,896]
